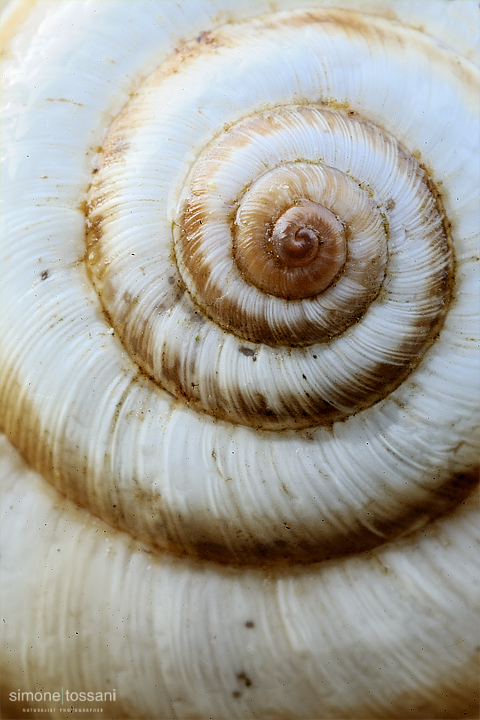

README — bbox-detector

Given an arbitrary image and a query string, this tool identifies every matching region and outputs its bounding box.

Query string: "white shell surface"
[2,435,479,718]
[1,0,478,560]
[1,1,479,718]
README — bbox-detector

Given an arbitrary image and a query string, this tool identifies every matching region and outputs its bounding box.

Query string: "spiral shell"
[1,1,479,719]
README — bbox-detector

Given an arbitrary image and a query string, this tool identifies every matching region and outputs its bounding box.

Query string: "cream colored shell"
[0,1,479,719]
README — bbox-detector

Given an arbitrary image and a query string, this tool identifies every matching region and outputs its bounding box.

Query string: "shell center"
[271,201,346,281]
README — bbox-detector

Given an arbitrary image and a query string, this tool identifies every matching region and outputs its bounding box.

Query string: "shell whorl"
[1,0,478,559]
[0,1,479,718]
[87,100,451,430]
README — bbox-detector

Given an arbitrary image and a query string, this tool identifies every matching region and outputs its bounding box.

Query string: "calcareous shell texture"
[1,1,479,718]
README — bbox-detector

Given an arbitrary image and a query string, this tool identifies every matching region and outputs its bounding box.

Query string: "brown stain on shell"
[84,160,453,430]
[2,0,467,559]
[175,102,451,345]
[2,330,477,567]
[82,9,456,434]
[1,5,478,719]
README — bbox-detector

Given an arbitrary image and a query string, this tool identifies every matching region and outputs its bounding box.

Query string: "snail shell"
[1,1,479,718]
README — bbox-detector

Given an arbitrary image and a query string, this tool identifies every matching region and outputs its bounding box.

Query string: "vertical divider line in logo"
[61,687,64,705]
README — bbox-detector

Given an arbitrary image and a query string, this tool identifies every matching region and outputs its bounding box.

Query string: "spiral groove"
[1,2,479,718]
[1,0,477,562]
[87,100,451,429]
